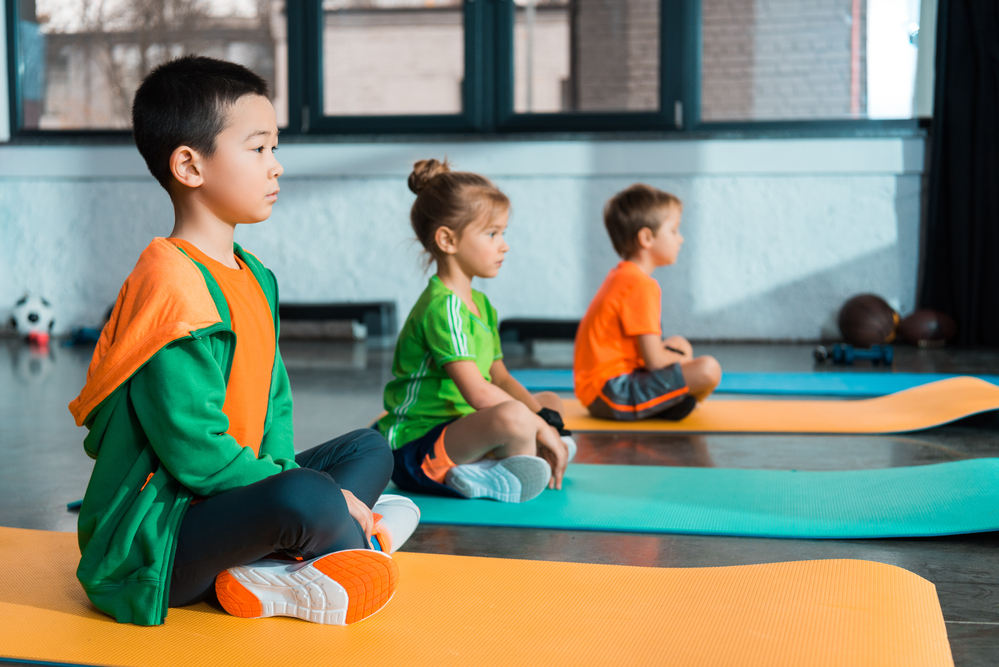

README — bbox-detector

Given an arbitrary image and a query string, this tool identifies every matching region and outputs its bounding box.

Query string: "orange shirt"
[574,261,662,406]
[171,239,275,456]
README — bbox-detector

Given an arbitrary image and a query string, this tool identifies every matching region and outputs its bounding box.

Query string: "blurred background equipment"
[9,295,55,348]
[814,343,894,365]
[838,294,899,347]
[898,309,957,347]
[278,302,397,341]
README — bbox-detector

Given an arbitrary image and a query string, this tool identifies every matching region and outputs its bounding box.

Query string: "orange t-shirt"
[171,239,275,456]
[574,261,662,406]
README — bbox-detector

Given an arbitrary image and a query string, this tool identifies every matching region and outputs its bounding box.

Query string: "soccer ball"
[10,295,56,344]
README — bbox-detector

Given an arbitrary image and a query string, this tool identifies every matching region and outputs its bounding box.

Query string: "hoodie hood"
[69,238,223,427]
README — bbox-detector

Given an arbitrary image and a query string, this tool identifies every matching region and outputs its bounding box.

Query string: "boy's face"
[649,205,683,266]
[198,94,283,224]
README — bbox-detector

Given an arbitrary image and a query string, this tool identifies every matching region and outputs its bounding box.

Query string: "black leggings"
[168,429,393,607]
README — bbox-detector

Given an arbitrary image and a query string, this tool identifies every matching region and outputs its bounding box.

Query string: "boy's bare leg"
[663,335,718,400]
[664,335,694,357]
[680,355,722,401]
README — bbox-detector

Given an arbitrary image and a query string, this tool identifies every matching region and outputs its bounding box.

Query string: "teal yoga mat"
[393,459,999,538]
[510,369,999,397]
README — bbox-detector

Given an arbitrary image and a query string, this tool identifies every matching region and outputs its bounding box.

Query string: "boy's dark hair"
[603,184,682,258]
[132,55,269,190]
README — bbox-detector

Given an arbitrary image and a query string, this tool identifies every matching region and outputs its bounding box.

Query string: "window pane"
[701,0,921,121]
[321,0,464,116]
[18,0,288,130]
[514,0,660,114]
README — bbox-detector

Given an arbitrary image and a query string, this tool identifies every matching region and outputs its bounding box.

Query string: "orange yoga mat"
[0,528,952,667]
[565,376,999,433]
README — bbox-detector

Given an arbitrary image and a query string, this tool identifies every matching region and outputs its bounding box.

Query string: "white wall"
[0,138,923,341]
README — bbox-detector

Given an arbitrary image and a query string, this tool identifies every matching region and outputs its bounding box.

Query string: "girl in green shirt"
[377,159,575,503]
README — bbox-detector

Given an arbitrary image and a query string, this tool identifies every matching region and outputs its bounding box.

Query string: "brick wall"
[573,0,659,112]
[702,0,866,121]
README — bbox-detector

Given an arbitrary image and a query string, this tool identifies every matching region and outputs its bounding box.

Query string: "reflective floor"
[2,338,998,665]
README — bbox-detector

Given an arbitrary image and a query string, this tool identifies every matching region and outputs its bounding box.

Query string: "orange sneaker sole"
[314,550,399,624]
[215,570,263,619]
[215,549,399,625]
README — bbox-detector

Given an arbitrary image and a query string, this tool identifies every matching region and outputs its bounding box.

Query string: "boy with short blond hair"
[574,184,722,421]
[69,56,417,627]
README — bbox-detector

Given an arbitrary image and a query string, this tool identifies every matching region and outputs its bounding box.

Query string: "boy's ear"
[169,145,204,189]
[636,226,655,250]
[434,226,459,255]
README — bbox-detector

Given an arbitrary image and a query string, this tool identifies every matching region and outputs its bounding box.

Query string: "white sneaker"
[372,494,420,554]
[445,455,551,503]
[561,435,577,463]
[215,549,398,625]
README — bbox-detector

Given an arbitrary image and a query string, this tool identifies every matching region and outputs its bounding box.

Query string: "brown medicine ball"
[898,309,957,347]
[838,294,900,347]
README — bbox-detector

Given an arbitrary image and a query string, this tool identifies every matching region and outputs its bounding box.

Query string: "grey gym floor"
[2,337,998,666]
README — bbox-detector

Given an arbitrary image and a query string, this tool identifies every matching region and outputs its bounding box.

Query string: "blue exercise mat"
[393,459,999,539]
[510,369,999,397]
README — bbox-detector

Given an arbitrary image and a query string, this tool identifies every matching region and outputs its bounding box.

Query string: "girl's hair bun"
[408,158,451,194]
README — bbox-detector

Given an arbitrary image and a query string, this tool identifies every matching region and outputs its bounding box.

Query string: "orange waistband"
[597,385,689,413]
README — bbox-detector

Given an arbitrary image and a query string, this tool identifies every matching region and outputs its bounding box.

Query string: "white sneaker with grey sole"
[445,455,551,503]
[561,435,577,463]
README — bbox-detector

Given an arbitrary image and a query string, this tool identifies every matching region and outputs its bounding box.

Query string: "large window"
[12,0,287,131]
[5,0,928,137]
[512,0,660,114]
[700,0,924,122]
[321,0,464,116]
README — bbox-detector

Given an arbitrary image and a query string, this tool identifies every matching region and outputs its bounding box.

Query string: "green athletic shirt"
[378,275,503,449]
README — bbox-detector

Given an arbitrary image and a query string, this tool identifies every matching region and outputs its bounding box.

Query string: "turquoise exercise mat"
[717,372,999,396]
[510,369,999,397]
[393,459,999,538]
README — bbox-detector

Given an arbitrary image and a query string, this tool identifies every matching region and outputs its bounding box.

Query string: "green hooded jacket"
[68,238,298,626]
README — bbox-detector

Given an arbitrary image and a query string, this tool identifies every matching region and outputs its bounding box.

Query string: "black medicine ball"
[838,294,899,347]
[898,309,957,347]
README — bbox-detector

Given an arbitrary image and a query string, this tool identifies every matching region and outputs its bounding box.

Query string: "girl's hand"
[342,489,374,547]
[535,419,569,490]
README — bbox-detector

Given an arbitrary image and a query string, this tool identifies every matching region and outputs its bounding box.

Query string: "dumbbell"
[813,343,894,365]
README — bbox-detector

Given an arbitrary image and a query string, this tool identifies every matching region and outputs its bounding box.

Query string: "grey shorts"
[587,364,689,421]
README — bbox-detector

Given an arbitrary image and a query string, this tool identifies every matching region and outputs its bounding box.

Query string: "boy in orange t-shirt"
[574,184,722,420]
[69,56,419,627]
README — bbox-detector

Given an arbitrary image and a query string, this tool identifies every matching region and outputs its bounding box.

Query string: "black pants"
[168,429,394,607]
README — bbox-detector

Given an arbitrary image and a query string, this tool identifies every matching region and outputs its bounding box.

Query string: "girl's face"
[453,208,510,279]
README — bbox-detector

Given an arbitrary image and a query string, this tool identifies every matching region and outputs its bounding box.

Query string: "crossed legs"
[666,335,722,401]
[168,429,393,607]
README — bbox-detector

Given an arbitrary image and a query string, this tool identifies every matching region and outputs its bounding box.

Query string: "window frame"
[293,0,485,134]
[493,0,693,133]
[4,0,924,141]
[4,0,140,139]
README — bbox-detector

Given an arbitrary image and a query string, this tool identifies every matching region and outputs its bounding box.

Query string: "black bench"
[499,318,580,343]
[279,302,397,340]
